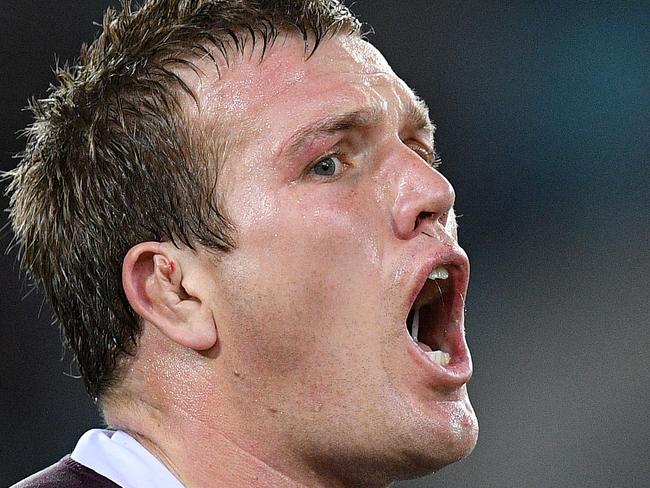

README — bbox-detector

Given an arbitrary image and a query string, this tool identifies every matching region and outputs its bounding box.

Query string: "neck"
[129,422,302,487]
[105,400,388,488]
[101,327,391,487]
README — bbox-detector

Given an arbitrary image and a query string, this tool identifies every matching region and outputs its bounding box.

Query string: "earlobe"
[122,242,218,351]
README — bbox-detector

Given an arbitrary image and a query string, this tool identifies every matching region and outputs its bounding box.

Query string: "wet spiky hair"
[5,0,361,400]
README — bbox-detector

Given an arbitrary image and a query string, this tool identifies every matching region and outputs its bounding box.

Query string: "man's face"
[191,35,477,481]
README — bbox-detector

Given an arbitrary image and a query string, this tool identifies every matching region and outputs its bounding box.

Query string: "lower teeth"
[411,308,450,365]
[426,350,450,365]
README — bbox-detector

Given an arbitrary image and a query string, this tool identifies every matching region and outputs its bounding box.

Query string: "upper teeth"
[428,266,449,281]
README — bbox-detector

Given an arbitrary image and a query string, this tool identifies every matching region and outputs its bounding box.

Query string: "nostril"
[415,211,448,233]
[415,211,434,231]
[439,211,448,227]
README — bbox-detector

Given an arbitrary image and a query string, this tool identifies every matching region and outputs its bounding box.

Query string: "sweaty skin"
[113,34,477,488]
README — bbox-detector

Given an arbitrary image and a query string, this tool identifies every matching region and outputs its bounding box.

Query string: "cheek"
[218,185,384,373]
[231,176,383,270]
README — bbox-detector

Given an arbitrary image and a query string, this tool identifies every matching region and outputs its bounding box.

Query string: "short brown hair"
[5,0,361,400]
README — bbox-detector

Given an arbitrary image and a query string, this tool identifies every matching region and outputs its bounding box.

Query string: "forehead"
[189,35,416,122]
[193,35,398,112]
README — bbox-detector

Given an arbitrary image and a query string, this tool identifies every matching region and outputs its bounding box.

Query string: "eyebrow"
[409,97,436,139]
[279,97,435,159]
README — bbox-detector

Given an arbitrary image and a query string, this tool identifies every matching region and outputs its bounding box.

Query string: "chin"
[433,415,479,470]
[396,400,479,480]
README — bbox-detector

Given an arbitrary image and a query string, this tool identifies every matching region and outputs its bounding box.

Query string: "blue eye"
[311,155,342,177]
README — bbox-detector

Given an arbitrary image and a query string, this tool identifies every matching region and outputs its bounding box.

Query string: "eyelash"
[408,143,442,169]
[305,140,441,180]
[307,152,348,179]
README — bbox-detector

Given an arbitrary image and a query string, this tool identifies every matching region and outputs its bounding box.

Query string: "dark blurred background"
[1,1,648,487]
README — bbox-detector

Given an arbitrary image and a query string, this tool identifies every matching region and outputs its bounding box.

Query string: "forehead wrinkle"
[279,93,436,160]
[279,105,384,159]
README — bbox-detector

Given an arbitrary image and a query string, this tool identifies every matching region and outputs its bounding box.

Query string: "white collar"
[71,429,185,488]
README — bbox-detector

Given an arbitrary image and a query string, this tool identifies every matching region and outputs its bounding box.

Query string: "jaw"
[366,252,478,476]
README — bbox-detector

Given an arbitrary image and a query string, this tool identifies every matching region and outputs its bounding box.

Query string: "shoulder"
[11,455,120,488]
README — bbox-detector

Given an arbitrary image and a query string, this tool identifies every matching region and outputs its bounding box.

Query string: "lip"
[402,246,473,389]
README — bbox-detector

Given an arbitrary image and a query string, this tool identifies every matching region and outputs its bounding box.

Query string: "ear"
[122,241,217,351]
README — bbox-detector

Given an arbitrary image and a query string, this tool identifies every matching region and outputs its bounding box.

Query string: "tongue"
[417,341,432,352]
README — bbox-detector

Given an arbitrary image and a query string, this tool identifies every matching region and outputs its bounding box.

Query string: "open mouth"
[405,266,454,366]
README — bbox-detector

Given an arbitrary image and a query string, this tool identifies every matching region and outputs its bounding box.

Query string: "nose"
[390,150,455,240]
